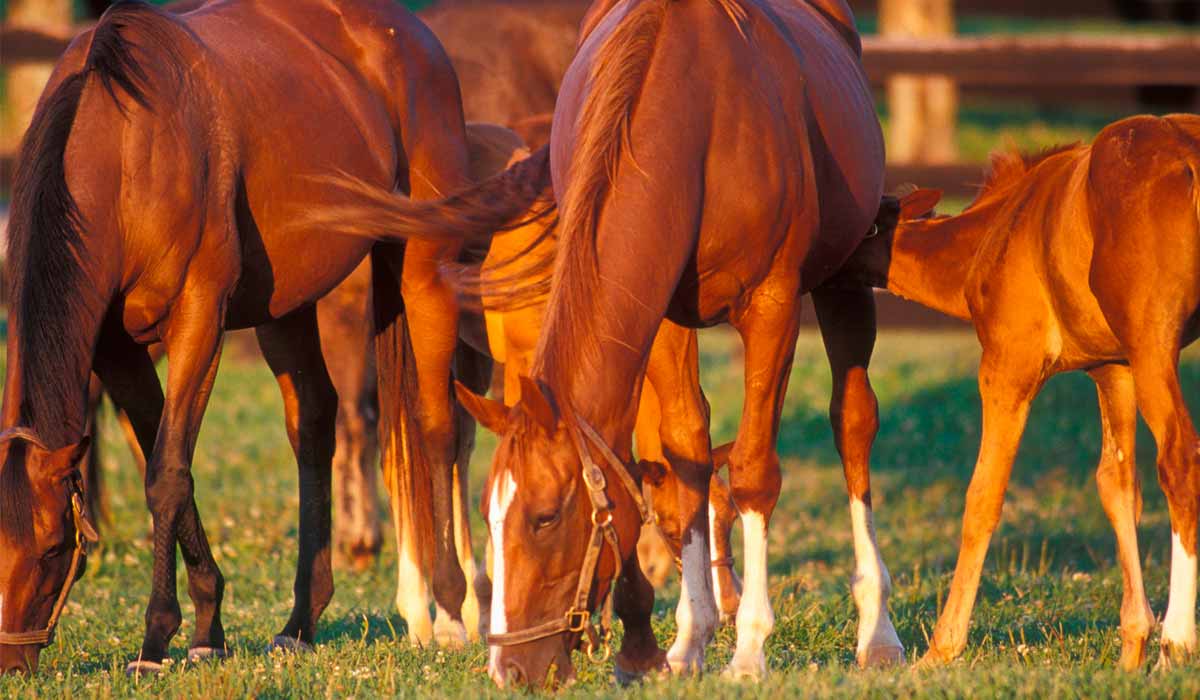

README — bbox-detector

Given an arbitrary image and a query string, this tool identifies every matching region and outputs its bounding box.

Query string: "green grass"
[2,327,1198,698]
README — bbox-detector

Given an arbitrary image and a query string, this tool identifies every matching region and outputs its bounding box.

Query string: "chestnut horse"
[473,126,743,620]
[367,0,896,686]
[0,0,542,675]
[839,114,1200,670]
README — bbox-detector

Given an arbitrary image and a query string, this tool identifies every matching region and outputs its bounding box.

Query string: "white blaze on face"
[487,470,518,677]
[1162,530,1199,650]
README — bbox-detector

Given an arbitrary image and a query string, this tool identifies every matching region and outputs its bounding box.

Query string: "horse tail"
[299,145,553,245]
[369,247,438,598]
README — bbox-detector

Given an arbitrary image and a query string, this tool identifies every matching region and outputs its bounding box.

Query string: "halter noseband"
[486,414,653,662]
[0,473,98,648]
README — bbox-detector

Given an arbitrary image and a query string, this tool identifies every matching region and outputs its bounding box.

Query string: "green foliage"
[2,330,1197,698]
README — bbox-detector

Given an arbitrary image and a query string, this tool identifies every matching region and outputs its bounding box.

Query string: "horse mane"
[532,0,674,384]
[2,1,187,543]
[971,142,1084,208]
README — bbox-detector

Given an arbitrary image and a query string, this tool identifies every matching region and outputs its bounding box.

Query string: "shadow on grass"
[778,358,1200,492]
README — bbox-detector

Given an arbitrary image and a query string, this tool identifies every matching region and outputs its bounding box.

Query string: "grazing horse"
[473,127,744,620]
[341,0,898,686]
[0,0,541,675]
[839,114,1200,670]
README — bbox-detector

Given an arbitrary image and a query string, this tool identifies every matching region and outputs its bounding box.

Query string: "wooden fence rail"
[2,26,1198,197]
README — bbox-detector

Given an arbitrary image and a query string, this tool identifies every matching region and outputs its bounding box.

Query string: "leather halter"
[486,414,653,662]
[0,474,98,648]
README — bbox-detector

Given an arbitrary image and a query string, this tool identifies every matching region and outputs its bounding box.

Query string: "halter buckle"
[565,609,590,634]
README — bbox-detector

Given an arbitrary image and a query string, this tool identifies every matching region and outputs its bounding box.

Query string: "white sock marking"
[849,497,902,661]
[487,471,517,678]
[667,529,717,672]
[728,511,773,677]
[1162,530,1198,651]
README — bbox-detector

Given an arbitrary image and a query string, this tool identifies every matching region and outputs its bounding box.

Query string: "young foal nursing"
[0,0,540,675]
[842,114,1200,670]
[435,0,897,686]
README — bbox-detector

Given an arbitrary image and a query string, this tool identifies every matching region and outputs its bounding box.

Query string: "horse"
[837,114,1200,670]
[418,0,589,149]
[312,0,899,686]
[473,126,744,620]
[0,0,544,675]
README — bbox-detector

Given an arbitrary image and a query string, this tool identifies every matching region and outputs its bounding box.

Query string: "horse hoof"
[1155,641,1196,672]
[858,644,905,668]
[186,646,229,664]
[269,635,314,654]
[721,657,765,681]
[613,663,643,687]
[124,659,164,678]
[433,618,468,648]
[912,649,952,671]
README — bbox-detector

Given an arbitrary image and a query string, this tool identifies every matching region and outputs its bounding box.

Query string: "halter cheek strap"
[485,414,653,662]
[0,476,98,648]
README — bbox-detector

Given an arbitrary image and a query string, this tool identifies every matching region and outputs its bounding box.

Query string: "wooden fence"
[2,25,1199,197]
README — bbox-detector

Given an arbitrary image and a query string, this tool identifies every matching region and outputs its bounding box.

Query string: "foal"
[841,114,1200,669]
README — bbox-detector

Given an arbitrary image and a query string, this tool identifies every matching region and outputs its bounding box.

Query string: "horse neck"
[886,208,995,322]
[532,249,677,447]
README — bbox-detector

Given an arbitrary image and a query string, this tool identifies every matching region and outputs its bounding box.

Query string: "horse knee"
[727,445,781,517]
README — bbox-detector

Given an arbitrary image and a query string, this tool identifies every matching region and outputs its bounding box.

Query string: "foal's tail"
[301,146,553,245]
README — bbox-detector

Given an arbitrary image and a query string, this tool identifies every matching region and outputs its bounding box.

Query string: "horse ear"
[517,376,559,434]
[454,381,508,434]
[638,459,668,488]
[900,188,942,220]
[48,436,91,477]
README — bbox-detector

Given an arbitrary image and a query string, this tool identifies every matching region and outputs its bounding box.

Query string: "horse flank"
[2,1,188,543]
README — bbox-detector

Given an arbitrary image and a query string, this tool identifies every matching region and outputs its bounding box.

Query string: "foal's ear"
[517,376,559,434]
[899,188,942,220]
[454,381,508,434]
[638,459,668,488]
[47,436,91,477]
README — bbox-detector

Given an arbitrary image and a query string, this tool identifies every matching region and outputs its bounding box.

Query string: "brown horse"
[381,0,896,686]
[475,133,743,620]
[838,114,1200,670]
[0,0,542,675]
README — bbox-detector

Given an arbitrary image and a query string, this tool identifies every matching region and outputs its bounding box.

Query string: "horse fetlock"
[433,606,468,648]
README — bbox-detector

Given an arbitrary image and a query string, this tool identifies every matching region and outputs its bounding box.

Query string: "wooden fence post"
[880,0,959,165]
[3,0,74,155]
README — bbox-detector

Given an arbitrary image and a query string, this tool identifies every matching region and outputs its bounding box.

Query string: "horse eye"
[532,510,560,531]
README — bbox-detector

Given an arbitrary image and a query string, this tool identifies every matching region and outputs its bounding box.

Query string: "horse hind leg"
[1088,363,1154,671]
[257,307,339,651]
[811,286,904,667]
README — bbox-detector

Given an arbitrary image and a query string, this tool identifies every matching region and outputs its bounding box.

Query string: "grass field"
[1,327,1198,698]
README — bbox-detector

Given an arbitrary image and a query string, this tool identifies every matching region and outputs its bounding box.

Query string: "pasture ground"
[1,327,1198,698]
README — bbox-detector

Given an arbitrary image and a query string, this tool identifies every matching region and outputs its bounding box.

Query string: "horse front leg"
[723,281,804,680]
[122,302,227,675]
[257,307,339,650]
[642,322,718,674]
[811,286,904,667]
